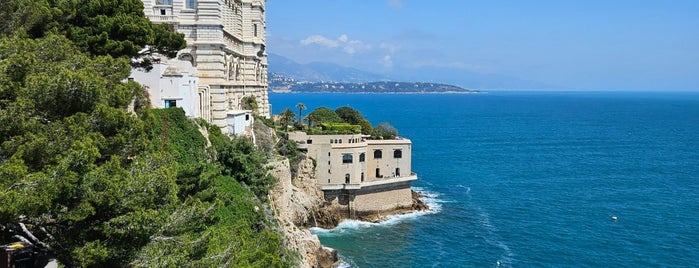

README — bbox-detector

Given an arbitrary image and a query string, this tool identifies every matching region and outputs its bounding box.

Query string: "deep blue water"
[270,92,699,267]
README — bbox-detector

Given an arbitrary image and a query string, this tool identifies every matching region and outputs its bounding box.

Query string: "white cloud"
[300,35,340,48]
[387,0,404,9]
[300,34,371,54]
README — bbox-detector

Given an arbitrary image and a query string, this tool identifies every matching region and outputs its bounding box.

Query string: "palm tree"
[279,108,295,128]
[295,103,306,126]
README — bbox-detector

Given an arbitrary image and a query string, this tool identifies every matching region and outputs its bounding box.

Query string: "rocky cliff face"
[268,158,338,268]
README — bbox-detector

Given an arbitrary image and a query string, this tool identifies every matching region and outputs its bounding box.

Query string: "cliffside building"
[133,0,270,134]
[289,132,418,214]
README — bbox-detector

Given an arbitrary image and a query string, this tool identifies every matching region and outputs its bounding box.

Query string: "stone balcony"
[320,173,418,191]
[147,14,177,23]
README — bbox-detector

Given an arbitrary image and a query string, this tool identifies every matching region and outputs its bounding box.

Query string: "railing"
[147,15,177,23]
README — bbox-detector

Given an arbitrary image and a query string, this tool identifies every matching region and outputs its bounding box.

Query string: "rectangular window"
[164,100,177,108]
[342,154,353,164]
[253,24,258,37]
[186,0,196,9]
[160,9,166,15]
[156,0,172,5]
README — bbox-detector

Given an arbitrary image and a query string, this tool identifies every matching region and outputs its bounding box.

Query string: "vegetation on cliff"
[0,1,288,267]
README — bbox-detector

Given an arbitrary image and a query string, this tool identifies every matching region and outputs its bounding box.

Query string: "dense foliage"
[1,0,185,69]
[372,122,399,140]
[307,107,342,125]
[0,1,288,267]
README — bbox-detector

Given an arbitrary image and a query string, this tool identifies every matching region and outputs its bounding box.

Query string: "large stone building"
[134,0,270,133]
[289,132,418,215]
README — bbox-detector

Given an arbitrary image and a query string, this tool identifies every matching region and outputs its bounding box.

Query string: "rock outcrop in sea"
[269,156,430,267]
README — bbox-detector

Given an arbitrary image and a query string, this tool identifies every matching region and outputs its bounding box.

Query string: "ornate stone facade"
[141,0,270,131]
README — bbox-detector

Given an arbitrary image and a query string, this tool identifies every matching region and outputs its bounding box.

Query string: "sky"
[266,0,699,91]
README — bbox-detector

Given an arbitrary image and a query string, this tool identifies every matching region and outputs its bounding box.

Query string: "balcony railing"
[148,15,177,23]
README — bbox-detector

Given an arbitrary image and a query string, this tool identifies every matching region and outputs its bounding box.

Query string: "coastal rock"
[268,159,338,268]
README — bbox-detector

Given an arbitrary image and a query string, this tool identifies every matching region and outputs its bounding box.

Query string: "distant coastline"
[270,81,480,94]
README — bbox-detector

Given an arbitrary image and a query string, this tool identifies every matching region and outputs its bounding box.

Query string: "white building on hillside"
[288,132,418,214]
[132,0,270,134]
[130,58,204,118]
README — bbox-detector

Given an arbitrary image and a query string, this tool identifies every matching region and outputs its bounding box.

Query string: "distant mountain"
[268,53,566,90]
[268,53,387,83]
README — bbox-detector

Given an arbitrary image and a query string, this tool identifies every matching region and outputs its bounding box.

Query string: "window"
[395,168,401,177]
[375,168,381,178]
[253,24,258,37]
[306,139,313,144]
[342,154,353,164]
[345,174,350,184]
[374,150,382,159]
[156,0,172,5]
[361,172,364,182]
[160,9,166,15]
[330,139,333,144]
[245,114,250,121]
[394,149,402,159]
[359,153,365,162]
[186,0,196,9]
[164,99,177,108]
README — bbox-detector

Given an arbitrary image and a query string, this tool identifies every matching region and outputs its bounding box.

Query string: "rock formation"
[268,159,338,268]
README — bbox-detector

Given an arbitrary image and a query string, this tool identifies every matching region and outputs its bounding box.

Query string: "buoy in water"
[611,215,618,221]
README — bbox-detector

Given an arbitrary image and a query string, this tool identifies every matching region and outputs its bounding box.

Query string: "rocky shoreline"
[268,157,430,267]
[310,190,430,229]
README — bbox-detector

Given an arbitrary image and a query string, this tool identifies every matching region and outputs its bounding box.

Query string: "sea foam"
[312,187,443,236]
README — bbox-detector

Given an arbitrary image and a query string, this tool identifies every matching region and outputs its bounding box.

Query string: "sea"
[269,91,699,267]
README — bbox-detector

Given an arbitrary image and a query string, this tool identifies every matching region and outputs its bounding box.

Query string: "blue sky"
[266,0,699,90]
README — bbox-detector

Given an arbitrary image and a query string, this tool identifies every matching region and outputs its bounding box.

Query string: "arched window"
[359,153,365,162]
[342,154,353,164]
[394,149,402,158]
[395,168,401,177]
[345,173,350,184]
[374,150,382,159]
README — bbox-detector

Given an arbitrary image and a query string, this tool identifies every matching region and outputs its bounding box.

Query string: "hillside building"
[132,0,270,134]
[288,132,418,214]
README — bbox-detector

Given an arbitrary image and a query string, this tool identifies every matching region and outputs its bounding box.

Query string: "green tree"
[278,108,296,127]
[372,122,398,139]
[335,106,364,125]
[359,119,373,135]
[241,95,258,111]
[1,0,186,69]
[307,107,342,126]
[0,2,289,267]
[295,103,306,127]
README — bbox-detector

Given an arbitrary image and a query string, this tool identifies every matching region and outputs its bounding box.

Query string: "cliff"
[269,158,339,268]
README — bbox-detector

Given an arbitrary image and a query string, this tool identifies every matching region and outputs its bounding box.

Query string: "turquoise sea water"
[270,92,699,267]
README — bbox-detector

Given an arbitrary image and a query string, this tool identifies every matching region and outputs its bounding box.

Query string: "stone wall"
[322,180,413,219]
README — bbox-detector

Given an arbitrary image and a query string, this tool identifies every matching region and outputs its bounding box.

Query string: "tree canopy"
[1,0,185,69]
[307,107,342,125]
[0,2,288,267]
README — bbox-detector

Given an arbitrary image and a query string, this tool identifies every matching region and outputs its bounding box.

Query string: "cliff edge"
[269,159,338,268]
